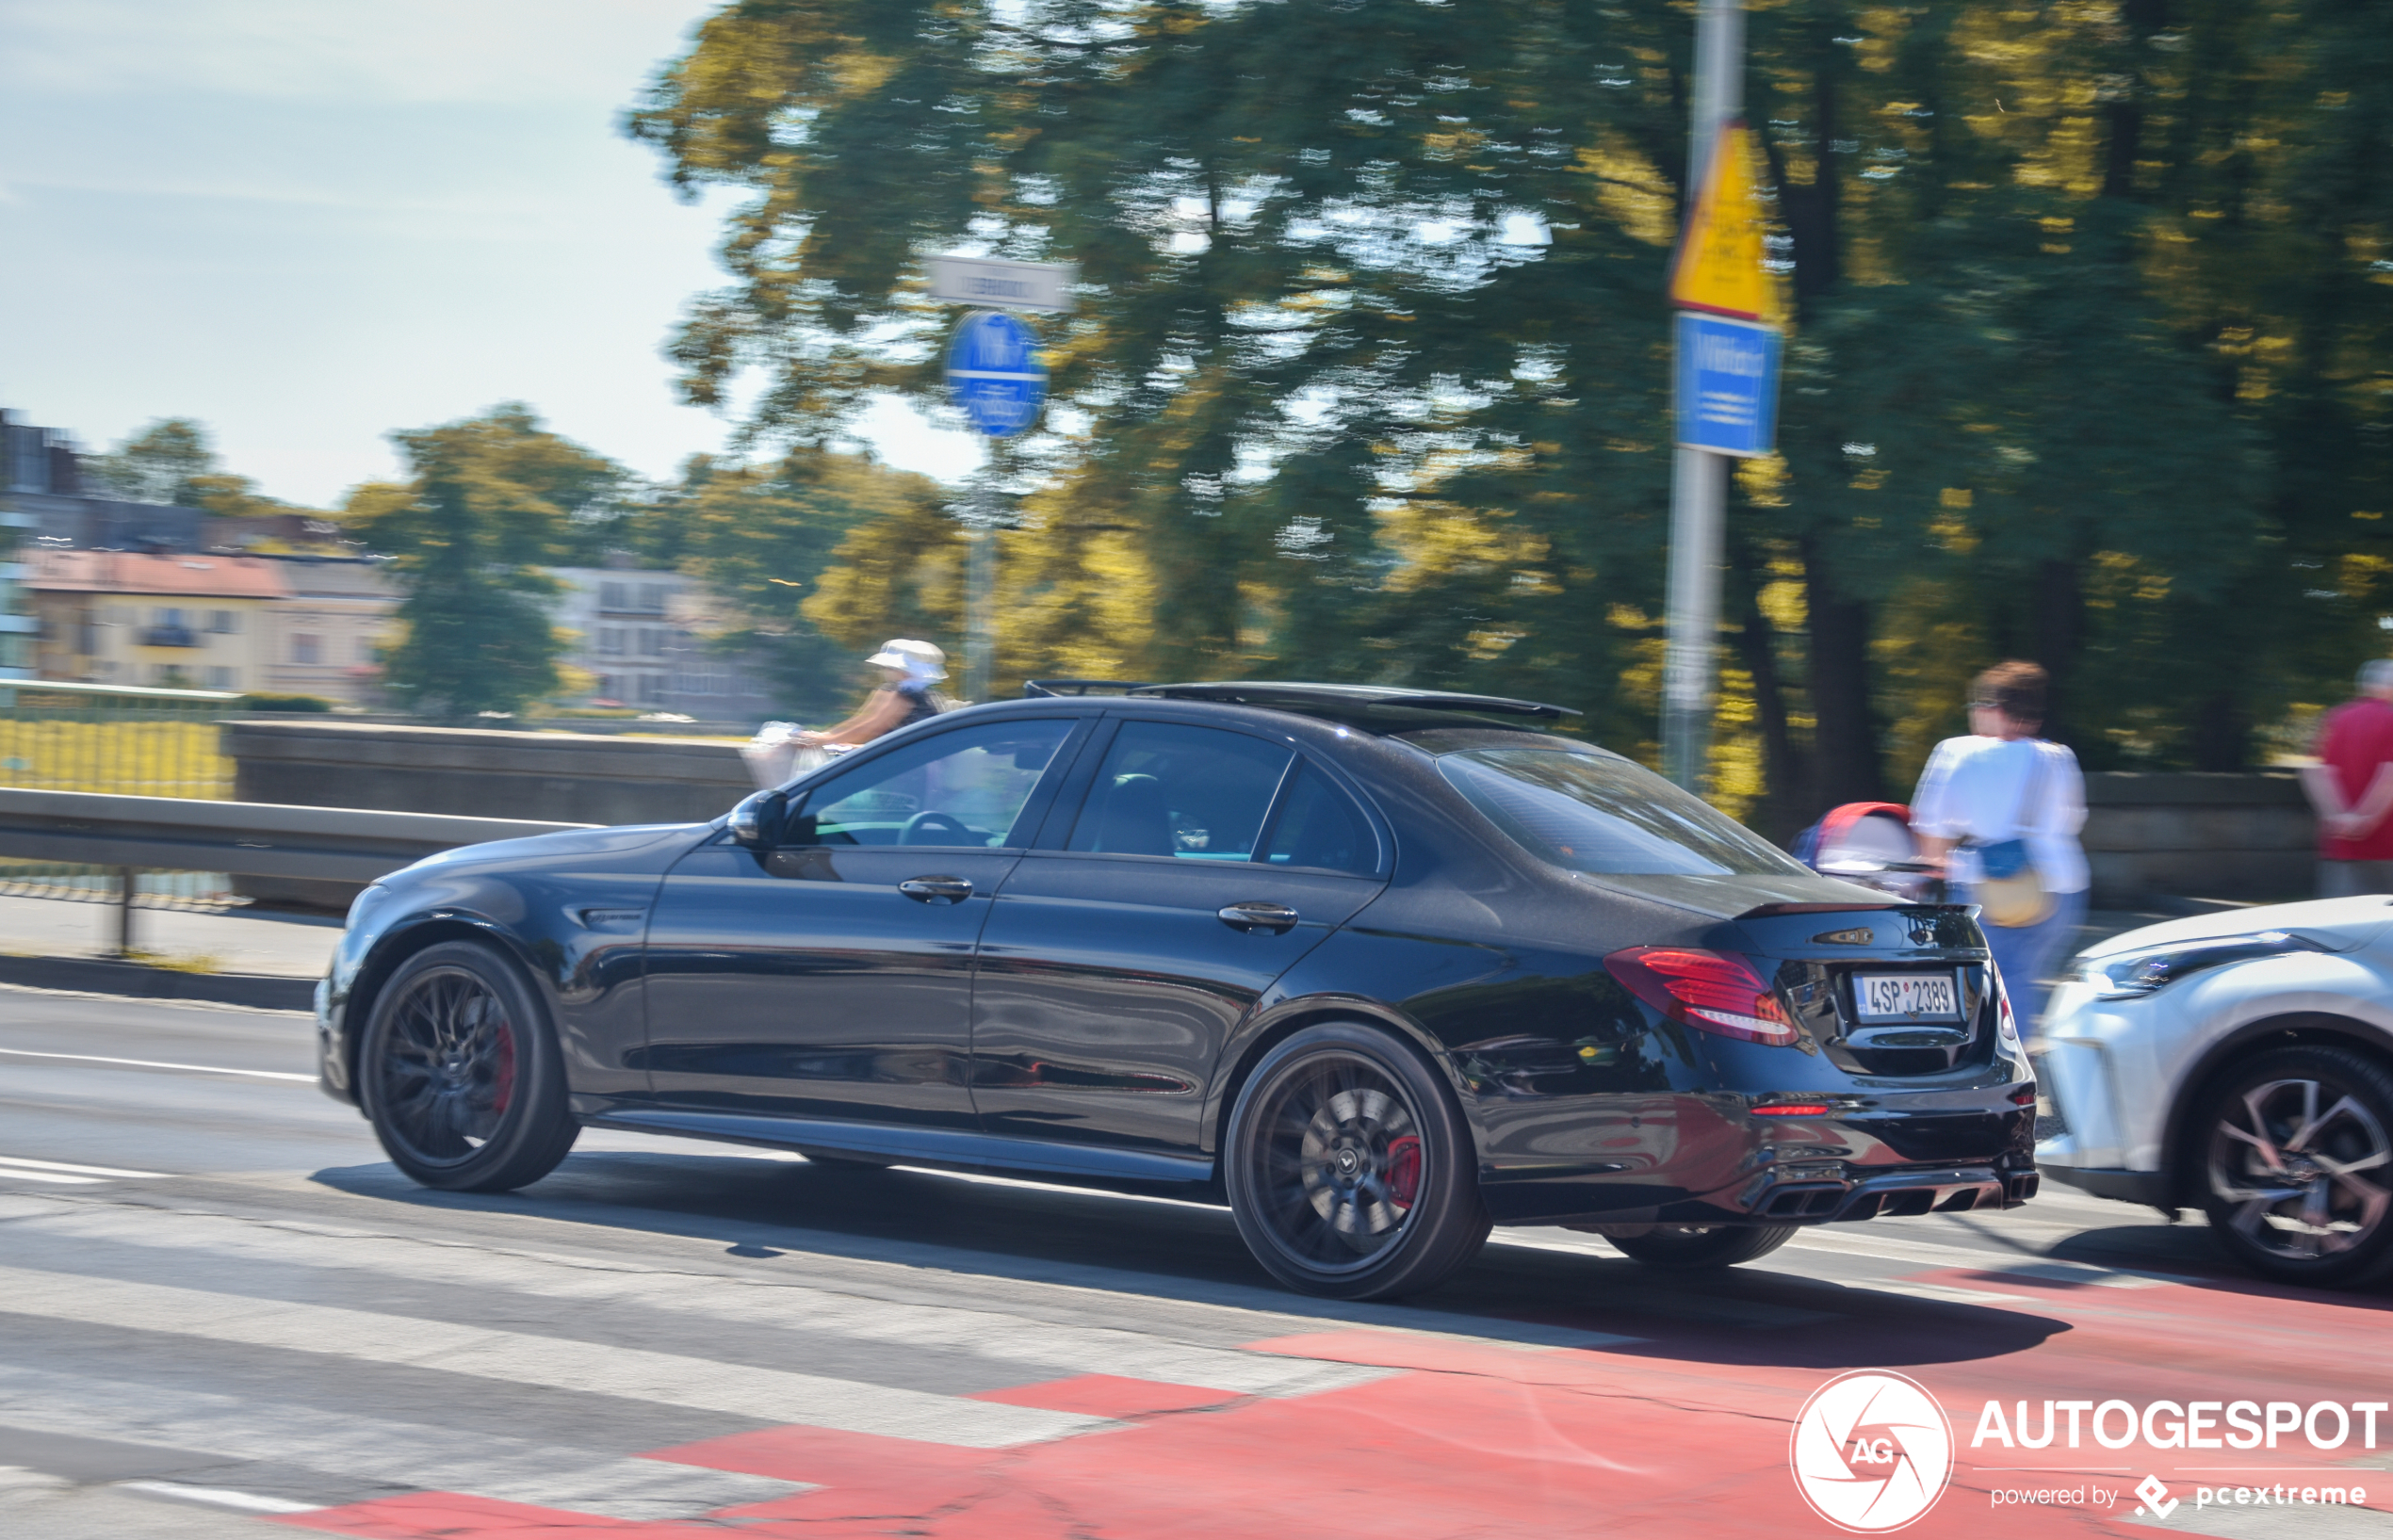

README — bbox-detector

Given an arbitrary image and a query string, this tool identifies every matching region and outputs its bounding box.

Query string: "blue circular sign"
[945,311,1046,438]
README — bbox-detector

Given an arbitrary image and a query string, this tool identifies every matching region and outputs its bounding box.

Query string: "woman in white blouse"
[1910,661,2090,1031]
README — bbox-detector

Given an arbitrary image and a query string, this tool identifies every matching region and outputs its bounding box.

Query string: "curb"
[0,954,316,1011]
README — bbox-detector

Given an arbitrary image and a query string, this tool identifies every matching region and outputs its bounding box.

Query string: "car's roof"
[1017,678,1581,738]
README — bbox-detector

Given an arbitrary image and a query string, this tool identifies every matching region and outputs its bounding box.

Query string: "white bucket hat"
[867,639,948,682]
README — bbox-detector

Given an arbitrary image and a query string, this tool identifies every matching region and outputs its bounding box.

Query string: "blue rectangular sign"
[1674,312,1782,457]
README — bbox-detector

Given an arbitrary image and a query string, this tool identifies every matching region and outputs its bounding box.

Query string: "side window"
[784,720,1075,849]
[1261,762,1376,873]
[1068,721,1293,860]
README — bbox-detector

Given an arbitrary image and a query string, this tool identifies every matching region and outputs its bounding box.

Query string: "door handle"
[1218,900,1299,933]
[899,876,974,904]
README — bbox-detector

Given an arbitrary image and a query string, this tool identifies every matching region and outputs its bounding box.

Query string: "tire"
[1224,1022,1490,1300]
[1603,1224,1799,1270]
[2197,1046,2393,1289]
[358,940,578,1193]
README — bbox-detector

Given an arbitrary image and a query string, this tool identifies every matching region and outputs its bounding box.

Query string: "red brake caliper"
[1385,1136,1423,1209]
[491,1021,516,1115]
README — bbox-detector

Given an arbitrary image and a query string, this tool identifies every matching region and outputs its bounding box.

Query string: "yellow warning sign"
[1669,122,1770,321]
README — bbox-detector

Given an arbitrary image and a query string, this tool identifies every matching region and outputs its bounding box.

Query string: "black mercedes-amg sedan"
[317,682,2038,1299]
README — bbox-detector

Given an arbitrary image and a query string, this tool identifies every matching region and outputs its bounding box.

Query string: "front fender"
[319,832,703,1107]
[2043,952,2393,1174]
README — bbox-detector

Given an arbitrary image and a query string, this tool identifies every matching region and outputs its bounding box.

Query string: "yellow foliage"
[1572,136,1678,249]
[1374,499,1551,593]
[0,721,231,799]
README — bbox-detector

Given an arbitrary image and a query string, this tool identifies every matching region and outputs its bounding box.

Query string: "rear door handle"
[1218,901,1299,933]
[899,876,974,904]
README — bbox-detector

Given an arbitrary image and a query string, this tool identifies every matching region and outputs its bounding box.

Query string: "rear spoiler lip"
[1735,900,1978,920]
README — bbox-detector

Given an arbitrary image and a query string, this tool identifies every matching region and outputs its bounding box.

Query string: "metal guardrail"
[0,787,597,953]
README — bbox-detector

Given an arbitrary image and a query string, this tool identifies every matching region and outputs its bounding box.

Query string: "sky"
[0,0,980,508]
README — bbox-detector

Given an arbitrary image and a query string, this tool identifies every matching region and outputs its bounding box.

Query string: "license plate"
[1853,972,1961,1022]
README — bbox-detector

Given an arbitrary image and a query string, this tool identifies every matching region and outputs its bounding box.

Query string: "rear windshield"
[1439,748,1807,877]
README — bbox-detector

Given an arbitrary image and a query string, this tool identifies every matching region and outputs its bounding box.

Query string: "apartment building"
[29,550,289,691]
[0,409,69,678]
[547,565,778,721]
[253,555,399,705]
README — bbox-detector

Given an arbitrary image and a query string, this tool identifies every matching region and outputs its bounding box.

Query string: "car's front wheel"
[1225,1023,1490,1300]
[359,940,578,1192]
[1602,1224,1799,1269]
[2199,1046,2393,1289]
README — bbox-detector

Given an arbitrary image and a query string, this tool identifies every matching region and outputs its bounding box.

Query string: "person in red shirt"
[2303,659,2393,896]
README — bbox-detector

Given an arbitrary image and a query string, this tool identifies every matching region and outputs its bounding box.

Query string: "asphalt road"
[2,984,2388,1540]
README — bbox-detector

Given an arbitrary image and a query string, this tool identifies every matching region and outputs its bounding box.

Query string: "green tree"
[662,450,949,719]
[90,418,220,507]
[345,405,625,720]
[629,0,1694,722]
[89,415,335,526]
[628,0,2393,827]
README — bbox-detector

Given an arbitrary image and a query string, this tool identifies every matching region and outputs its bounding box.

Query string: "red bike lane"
[276,1260,2391,1540]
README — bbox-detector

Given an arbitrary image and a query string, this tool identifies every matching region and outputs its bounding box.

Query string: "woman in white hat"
[797,640,954,749]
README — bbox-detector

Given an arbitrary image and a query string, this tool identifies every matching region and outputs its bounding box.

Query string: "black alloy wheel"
[1225,1022,1490,1300]
[2200,1046,2393,1288]
[1603,1224,1799,1270]
[359,940,578,1192]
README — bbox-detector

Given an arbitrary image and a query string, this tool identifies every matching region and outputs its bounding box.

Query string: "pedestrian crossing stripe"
[0,1154,164,1183]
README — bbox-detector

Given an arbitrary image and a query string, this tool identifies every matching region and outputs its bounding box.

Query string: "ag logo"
[1790,1370,1954,1532]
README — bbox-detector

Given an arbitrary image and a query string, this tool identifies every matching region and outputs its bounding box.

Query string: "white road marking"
[0,1369,804,1521]
[0,1262,1115,1448]
[0,1154,168,1178]
[9,1205,1401,1398]
[1987,1259,2178,1289]
[0,1046,316,1081]
[0,1169,106,1185]
[1863,1280,2036,1306]
[1783,1228,2194,1288]
[0,981,312,1016]
[116,1480,319,1515]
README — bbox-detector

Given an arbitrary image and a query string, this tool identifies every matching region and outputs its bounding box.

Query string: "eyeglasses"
[1965,700,1995,710]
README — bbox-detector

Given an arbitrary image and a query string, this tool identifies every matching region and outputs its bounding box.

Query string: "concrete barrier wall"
[224,721,753,906]
[2083,771,2313,907]
[225,721,754,825]
[220,721,2321,910]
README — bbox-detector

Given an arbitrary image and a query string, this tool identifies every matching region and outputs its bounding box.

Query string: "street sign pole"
[1661,0,1744,792]
[939,280,1060,700]
[965,462,999,706]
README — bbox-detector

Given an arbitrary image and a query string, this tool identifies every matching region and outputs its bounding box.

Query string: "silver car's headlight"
[2079,931,2327,1000]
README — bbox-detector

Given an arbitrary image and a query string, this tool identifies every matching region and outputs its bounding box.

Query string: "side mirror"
[728,789,786,849]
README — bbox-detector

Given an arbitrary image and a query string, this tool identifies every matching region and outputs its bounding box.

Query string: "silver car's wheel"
[2200,1047,2393,1288]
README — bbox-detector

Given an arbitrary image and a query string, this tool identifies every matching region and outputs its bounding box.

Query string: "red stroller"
[1795,802,1940,901]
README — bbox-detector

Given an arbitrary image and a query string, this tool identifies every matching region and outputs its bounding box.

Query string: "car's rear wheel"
[1603,1224,1799,1269]
[2199,1046,2393,1288]
[359,940,578,1192]
[1225,1023,1490,1300]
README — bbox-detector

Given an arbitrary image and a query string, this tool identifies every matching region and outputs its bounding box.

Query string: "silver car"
[2036,897,2393,1288]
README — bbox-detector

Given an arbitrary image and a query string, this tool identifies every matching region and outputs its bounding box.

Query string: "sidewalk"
[0,892,339,980]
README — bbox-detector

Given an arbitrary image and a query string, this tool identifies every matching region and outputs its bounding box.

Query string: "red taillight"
[1751,1103,1831,1117]
[1604,947,1801,1046]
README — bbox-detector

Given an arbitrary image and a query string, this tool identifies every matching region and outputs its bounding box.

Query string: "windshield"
[1440,748,1807,877]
